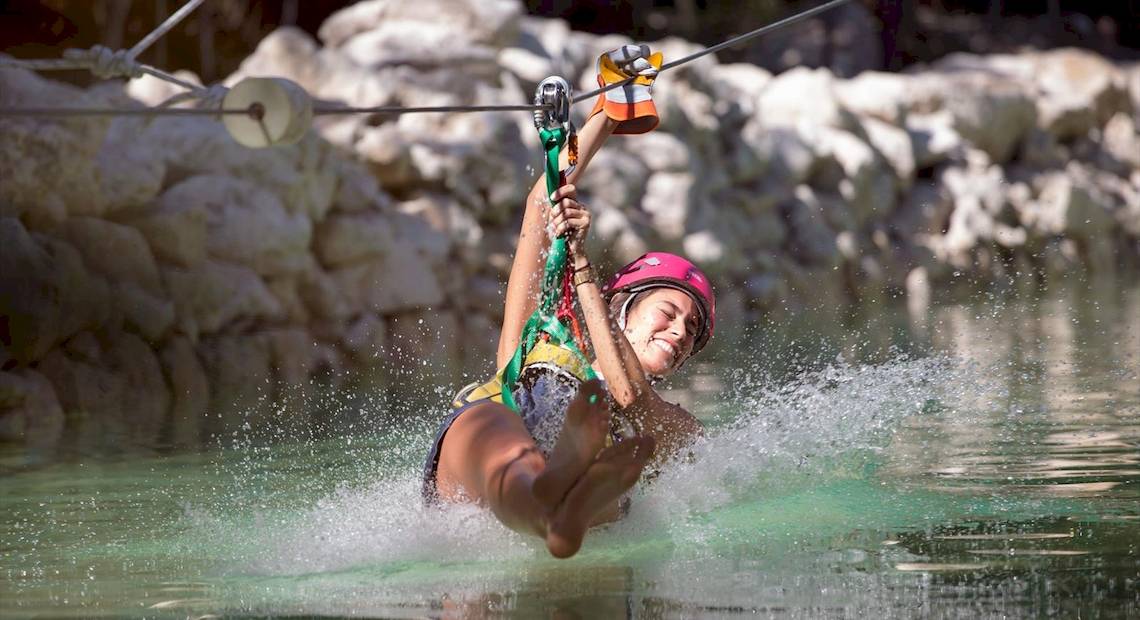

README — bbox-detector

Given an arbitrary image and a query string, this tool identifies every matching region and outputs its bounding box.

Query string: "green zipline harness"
[498,77,598,412]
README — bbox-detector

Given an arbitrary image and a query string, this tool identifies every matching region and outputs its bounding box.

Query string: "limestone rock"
[756,67,858,132]
[641,172,695,240]
[158,175,312,276]
[1023,169,1117,255]
[97,118,165,212]
[0,369,64,457]
[635,132,693,173]
[319,0,521,50]
[297,263,352,322]
[834,71,912,124]
[1033,48,1131,140]
[0,68,108,219]
[62,217,163,295]
[314,212,396,267]
[0,219,112,363]
[105,333,170,447]
[114,283,176,342]
[782,186,839,267]
[861,117,916,189]
[1101,113,1140,170]
[942,74,1036,163]
[197,334,274,436]
[334,158,395,213]
[906,111,964,170]
[37,347,126,449]
[163,262,285,338]
[330,248,444,316]
[159,337,208,448]
[745,126,817,186]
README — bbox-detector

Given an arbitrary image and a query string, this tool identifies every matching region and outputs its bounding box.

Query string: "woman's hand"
[548,184,591,258]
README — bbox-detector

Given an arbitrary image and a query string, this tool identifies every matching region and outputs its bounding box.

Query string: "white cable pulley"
[222,77,312,148]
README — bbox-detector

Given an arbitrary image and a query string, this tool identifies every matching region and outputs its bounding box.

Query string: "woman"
[422,54,714,559]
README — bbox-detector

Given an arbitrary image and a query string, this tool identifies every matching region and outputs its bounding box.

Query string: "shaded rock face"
[1,0,1137,455]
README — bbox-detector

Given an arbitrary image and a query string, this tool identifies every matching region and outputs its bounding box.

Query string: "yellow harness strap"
[453,340,594,409]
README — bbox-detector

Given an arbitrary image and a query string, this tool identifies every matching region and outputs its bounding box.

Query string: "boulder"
[1101,113,1140,170]
[113,282,176,342]
[62,217,163,295]
[97,117,165,212]
[0,219,112,363]
[330,248,445,316]
[906,111,964,170]
[635,132,693,173]
[159,337,209,448]
[37,347,127,450]
[333,158,395,213]
[942,74,1036,163]
[756,67,858,132]
[1022,168,1117,270]
[319,0,521,49]
[0,68,108,219]
[781,186,839,267]
[745,126,817,187]
[158,175,312,276]
[834,71,912,124]
[162,261,285,338]
[105,332,170,447]
[297,262,352,322]
[641,172,695,240]
[126,195,209,267]
[197,334,274,435]
[385,308,461,375]
[314,212,396,267]
[0,369,64,457]
[1033,48,1132,140]
[861,117,916,189]
[579,148,650,210]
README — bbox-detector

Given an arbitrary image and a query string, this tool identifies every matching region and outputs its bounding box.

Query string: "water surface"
[2,278,1138,618]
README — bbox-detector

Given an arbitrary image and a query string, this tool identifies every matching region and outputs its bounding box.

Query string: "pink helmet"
[602,252,716,354]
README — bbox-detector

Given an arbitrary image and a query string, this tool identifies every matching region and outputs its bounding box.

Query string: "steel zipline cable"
[0,0,853,120]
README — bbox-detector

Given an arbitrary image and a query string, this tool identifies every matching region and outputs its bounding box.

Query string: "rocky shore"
[2,0,1138,455]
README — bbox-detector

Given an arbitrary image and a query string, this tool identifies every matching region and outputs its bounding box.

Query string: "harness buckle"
[533,76,571,132]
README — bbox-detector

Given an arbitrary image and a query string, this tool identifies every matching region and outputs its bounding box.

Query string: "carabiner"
[533,76,571,132]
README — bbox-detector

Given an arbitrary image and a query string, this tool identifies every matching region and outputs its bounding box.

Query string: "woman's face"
[621,287,702,377]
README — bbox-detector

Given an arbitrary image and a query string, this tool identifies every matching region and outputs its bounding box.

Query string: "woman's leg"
[435,399,552,538]
[434,381,654,557]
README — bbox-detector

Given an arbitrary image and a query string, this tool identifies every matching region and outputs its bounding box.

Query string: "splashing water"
[3,283,1139,617]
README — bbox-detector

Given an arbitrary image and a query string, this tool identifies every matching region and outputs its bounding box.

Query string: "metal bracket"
[533,76,572,132]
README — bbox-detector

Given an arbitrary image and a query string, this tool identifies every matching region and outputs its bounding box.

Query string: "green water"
[2,279,1139,618]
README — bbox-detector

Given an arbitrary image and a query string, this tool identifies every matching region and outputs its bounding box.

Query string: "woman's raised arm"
[495,113,617,368]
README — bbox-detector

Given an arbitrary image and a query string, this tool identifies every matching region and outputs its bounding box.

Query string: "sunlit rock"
[318,0,521,50]
[0,68,108,219]
[1033,48,1132,140]
[834,71,911,124]
[860,117,916,190]
[756,67,859,132]
[159,174,313,276]
[641,172,695,241]
[162,261,285,338]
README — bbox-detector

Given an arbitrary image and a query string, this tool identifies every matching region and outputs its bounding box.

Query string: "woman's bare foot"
[544,435,655,558]
[533,379,611,508]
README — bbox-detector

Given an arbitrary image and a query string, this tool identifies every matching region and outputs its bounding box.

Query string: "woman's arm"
[495,113,618,368]
[570,254,703,458]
